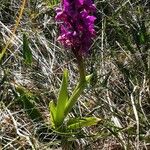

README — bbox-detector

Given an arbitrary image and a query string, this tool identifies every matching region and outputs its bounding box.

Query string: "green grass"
[0,0,150,149]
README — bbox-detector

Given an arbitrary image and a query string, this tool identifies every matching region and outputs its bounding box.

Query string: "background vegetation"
[0,0,150,149]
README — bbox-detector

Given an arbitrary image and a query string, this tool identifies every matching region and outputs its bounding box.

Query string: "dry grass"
[0,0,150,149]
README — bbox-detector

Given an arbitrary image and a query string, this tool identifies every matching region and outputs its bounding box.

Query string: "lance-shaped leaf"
[23,33,32,65]
[67,117,101,130]
[55,69,69,127]
[15,85,43,122]
[49,101,57,128]
[64,81,86,117]
[64,74,93,117]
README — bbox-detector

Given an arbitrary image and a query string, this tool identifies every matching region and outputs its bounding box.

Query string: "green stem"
[64,80,86,117]
[64,51,86,117]
[72,48,86,82]
[77,56,86,82]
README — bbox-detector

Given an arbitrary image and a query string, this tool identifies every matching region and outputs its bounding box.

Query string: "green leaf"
[139,32,145,44]
[67,117,101,130]
[23,33,32,65]
[15,85,43,122]
[49,0,59,8]
[55,69,69,127]
[64,74,92,117]
[64,81,86,117]
[49,101,57,128]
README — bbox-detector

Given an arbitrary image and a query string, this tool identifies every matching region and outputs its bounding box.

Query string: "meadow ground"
[0,0,150,149]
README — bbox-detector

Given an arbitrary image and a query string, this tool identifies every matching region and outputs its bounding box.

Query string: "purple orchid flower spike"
[55,0,96,56]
